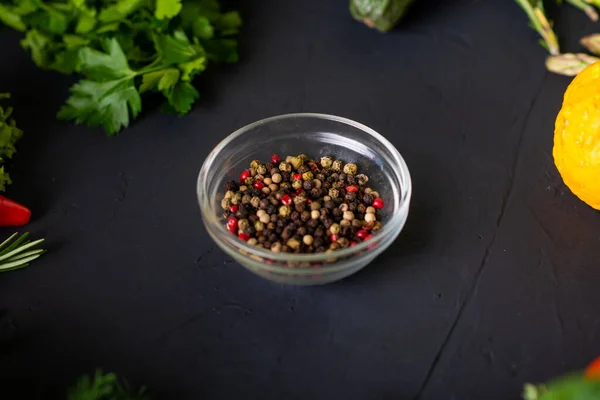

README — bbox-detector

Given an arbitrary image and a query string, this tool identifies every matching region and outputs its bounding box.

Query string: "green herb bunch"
[0,0,241,134]
[0,93,23,190]
[68,370,150,400]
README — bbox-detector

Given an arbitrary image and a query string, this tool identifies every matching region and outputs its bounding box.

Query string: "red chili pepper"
[271,154,280,164]
[0,195,31,227]
[281,195,292,205]
[293,173,302,181]
[585,356,600,380]
[346,185,359,193]
[227,217,238,233]
[372,198,384,209]
[239,169,250,183]
[254,181,265,190]
[229,205,239,213]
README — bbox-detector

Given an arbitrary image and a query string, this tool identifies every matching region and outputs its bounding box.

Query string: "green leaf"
[216,11,241,35]
[20,29,52,68]
[0,4,27,31]
[192,16,214,39]
[25,8,69,34]
[99,0,145,23]
[203,38,238,63]
[75,13,96,34]
[153,31,197,64]
[58,78,142,135]
[62,34,89,49]
[179,56,206,81]
[78,38,134,80]
[164,81,199,115]
[155,0,182,20]
[140,68,180,93]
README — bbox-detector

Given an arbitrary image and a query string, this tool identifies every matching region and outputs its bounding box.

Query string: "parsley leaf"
[165,81,199,114]
[0,94,23,191]
[155,0,182,20]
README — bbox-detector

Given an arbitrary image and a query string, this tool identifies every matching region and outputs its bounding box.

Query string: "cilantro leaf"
[164,81,199,114]
[155,0,181,20]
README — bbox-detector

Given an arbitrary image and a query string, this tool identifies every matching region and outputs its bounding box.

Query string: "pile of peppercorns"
[220,154,384,254]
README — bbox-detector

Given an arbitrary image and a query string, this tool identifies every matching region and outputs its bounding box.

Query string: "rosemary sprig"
[0,232,45,272]
[515,0,560,55]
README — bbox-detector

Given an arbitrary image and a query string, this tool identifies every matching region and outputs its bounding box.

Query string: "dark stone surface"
[1,0,599,399]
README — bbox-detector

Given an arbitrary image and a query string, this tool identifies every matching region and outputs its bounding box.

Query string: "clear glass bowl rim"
[197,112,412,264]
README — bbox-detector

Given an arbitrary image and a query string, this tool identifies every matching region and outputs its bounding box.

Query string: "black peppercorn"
[339,173,347,181]
[324,200,335,210]
[269,233,278,242]
[224,180,238,191]
[247,227,256,235]
[249,215,259,223]
[280,182,292,191]
[264,241,272,248]
[348,202,357,212]
[357,204,366,214]
[322,218,333,228]
[301,211,311,222]
[332,208,342,220]
[310,188,321,198]
[303,180,314,191]
[340,225,351,236]
[315,246,326,253]
[297,165,309,174]
[345,192,357,202]
[363,193,374,205]
[251,189,261,197]
[258,236,266,244]
[281,172,291,182]
[291,211,300,221]
[264,163,274,172]
[259,199,269,209]
[297,226,307,236]
[294,203,306,213]
[346,175,355,184]
[281,228,293,241]
[314,228,324,237]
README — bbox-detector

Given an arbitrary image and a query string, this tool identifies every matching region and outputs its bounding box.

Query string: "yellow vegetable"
[553,60,600,209]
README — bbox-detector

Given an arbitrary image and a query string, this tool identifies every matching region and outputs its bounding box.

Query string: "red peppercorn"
[238,232,250,241]
[372,198,384,209]
[306,199,312,204]
[240,169,250,183]
[271,154,280,164]
[230,205,239,213]
[355,229,369,239]
[346,185,359,193]
[308,161,318,171]
[293,173,302,181]
[254,181,265,190]
[350,241,358,246]
[296,188,305,194]
[281,194,292,205]
[227,217,238,233]
[330,234,339,242]
[365,234,374,240]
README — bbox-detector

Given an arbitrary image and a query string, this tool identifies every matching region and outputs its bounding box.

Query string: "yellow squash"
[554,60,600,210]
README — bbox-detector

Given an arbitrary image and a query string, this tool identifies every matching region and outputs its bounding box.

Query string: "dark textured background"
[1,0,600,399]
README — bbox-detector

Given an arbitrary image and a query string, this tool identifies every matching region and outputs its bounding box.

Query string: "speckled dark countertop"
[1,1,599,399]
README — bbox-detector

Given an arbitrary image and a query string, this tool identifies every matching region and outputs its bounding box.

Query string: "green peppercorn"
[328,188,339,199]
[257,165,267,175]
[248,238,258,246]
[330,223,340,235]
[356,174,369,185]
[373,221,382,231]
[298,154,308,162]
[279,162,292,172]
[254,221,265,231]
[221,198,231,210]
[286,237,301,250]
[332,160,343,171]
[244,177,253,185]
[224,190,234,199]
[279,205,292,217]
[302,171,314,181]
[250,196,260,208]
[292,180,303,190]
[289,156,303,170]
[250,160,261,169]
[230,193,241,204]
[336,237,350,248]
[343,163,357,175]
[320,156,333,168]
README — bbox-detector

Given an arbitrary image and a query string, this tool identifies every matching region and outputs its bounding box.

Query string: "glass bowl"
[197,113,412,285]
